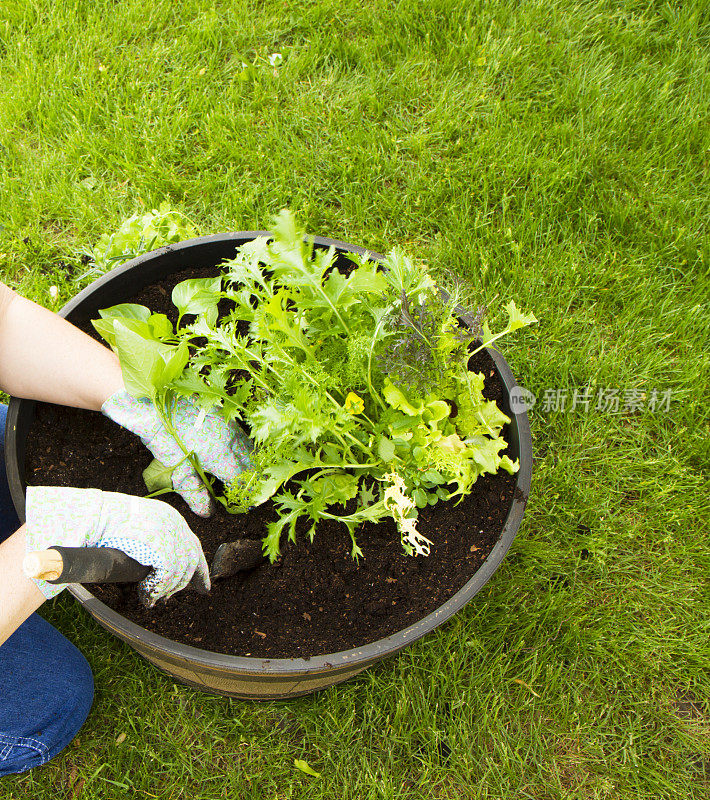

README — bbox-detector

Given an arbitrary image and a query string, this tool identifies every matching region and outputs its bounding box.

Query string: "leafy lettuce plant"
[93,211,536,561]
[78,202,197,282]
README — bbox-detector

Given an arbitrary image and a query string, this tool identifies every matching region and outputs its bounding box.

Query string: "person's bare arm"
[0,527,44,646]
[0,282,126,644]
[0,282,124,410]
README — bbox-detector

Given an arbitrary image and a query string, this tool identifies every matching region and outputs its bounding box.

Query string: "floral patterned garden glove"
[102,389,253,518]
[25,486,210,606]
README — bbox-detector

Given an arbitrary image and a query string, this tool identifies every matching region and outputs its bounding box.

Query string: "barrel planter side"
[5,232,532,699]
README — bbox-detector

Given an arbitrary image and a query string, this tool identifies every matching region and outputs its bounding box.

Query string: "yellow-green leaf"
[504,300,538,331]
[294,759,321,778]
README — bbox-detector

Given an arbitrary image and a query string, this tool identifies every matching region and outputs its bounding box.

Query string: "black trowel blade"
[211,539,265,579]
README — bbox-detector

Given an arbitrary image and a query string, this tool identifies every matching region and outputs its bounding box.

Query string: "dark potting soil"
[24,265,517,658]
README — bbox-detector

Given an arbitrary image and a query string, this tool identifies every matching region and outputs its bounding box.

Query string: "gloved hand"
[25,486,210,606]
[102,389,253,517]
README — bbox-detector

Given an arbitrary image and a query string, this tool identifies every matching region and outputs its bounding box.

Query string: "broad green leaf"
[382,379,424,416]
[456,396,510,438]
[377,436,396,462]
[172,277,222,317]
[424,399,451,426]
[156,341,190,385]
[112,322,182,398]
[98,303,151,323]
[93,304,151,347]
[91,317,121,348]
[92,306,173,349]
[143,459,174,493]
[455,371,507,437]
[421,469,445,484]
[113,322,167,398]
[309,472,359,506]
[147,313,174,340]
[413,488,428,508]
[435,433,467,454]
[388,414,417,433]
[294,759,321,778]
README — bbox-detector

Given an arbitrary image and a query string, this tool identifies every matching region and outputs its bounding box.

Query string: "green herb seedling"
[93,210,536,562]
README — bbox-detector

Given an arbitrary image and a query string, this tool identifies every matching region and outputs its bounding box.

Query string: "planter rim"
[6,231,531,678]
[59,230,382,320]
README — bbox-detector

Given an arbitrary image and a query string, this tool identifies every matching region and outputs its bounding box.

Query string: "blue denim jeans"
[0,404,94,776]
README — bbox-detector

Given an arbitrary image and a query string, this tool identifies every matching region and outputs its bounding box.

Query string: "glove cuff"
[101,389,162,445]
[25,486,105,599]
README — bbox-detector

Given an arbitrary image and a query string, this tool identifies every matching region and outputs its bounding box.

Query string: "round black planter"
[5,232,532,699]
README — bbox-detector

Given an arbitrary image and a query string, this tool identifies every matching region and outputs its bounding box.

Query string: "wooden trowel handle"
[23,546,151,584]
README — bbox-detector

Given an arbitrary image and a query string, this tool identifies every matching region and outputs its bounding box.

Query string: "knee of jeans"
[63,647,95,715]
[0,648,94,776]
[54,646,95,737]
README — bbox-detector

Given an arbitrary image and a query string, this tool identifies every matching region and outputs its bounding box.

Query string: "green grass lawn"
[1,0,709,797]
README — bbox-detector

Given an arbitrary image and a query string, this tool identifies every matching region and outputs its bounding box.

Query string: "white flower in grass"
[268,53,283,67]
